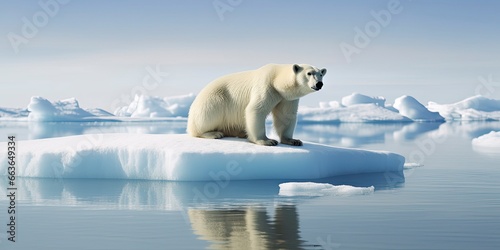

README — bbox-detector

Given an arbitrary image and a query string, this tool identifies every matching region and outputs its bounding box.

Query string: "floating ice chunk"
[298,104,411,123]
[319,100,342,109]
[393,95,444,121]
[0,134,405,181]
[472,131,500,153]
[27,96,109,121]
[341,93,386,107]
[278,182,374,196]
[0,107,29,119]
[403,162,424,169]
[86,108,114,117]
[428,95,500,121]
[114,93,195,118]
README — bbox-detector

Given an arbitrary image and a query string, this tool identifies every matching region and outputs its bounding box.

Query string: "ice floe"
[0,134,405,181]
[472,131,500,153]
[278,182,374,196]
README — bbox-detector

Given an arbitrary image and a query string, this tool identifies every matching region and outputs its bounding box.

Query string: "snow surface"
[0,134,404,181]
[278,182,374,196]
[114,93,195,118]
[428,95,500,121]
[472,131,500,152]
[393,95,444,121]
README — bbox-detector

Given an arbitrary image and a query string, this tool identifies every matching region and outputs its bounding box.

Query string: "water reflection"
[0,174,403,249]
[393,122,442,141]
[189,205,307,250]
[292,123,402,146]
[292,122,443,147]
[437,121,500,139]
[0,172,404,209]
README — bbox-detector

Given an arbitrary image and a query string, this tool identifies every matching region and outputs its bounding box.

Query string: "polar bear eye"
[307,72,312,76]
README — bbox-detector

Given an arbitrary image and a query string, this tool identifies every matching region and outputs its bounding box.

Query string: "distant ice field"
[2,93,500,122]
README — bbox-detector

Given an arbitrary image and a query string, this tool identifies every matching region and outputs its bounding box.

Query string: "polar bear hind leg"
[200,131,225,139]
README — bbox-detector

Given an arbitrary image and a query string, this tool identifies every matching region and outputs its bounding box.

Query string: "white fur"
[187,64,327,146]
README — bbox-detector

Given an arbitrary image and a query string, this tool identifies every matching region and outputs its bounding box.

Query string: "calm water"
[0,121,499,250]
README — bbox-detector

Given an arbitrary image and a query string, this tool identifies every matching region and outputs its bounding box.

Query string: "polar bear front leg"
[272,100,302,146]
[245,100,278,146]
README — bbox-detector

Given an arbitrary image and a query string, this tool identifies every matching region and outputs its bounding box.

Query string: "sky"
[1,0,500,111]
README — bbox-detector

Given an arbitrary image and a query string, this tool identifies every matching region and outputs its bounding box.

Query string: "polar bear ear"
[293,64,301,74]
[320,68,327,76]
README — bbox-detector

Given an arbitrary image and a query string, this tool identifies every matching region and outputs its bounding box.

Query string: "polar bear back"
[187,63,321,142]
[188,65,292,137]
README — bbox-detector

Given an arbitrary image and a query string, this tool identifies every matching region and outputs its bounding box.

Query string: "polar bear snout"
[312,81,323,91]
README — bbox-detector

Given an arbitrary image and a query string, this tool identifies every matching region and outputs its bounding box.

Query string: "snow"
[278,182,374,196]
[393,95,444,121]
[428,95,500,121]
[0,134,405,181]
[472,131,500,152]
[341,93,386,107]
[114,93,195,118]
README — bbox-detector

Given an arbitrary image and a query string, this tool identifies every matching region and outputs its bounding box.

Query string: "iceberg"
[427,95,500,121]
[0,107,29,119]
[114,93,195,118]
[393,95,444,121]
[0,134,404,181]
[3,93,500,123]
[298,104,411,123]
[27,96,113,121]
[341,93,386,107]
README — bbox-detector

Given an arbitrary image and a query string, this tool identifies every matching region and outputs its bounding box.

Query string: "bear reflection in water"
[189,205,310,250]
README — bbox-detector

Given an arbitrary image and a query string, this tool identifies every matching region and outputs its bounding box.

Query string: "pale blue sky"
[1,0,500,110]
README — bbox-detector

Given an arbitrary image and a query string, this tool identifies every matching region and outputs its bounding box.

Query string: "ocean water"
[0,121,499,250]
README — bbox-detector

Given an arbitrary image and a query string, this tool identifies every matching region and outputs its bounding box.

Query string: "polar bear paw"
[201,131,224,139]
[281,138,303,146]
[254,139,279,146]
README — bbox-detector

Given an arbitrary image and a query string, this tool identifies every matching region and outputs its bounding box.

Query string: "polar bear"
[187,64,327,146]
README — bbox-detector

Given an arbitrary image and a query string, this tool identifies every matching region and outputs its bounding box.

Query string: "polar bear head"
[293,64,327,95]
